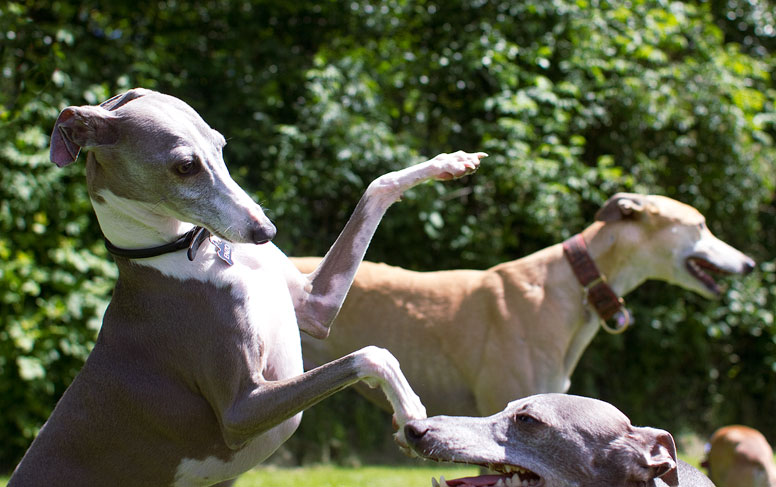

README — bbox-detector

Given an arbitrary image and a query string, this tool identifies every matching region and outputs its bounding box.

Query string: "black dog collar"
[104,226,210,261]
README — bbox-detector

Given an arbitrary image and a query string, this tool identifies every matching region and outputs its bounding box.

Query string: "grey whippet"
[9,88,485,486]
[296,194,755,416]
[404,393,716,487]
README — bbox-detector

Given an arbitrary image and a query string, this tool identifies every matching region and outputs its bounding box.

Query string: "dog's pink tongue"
[446,475,503,487]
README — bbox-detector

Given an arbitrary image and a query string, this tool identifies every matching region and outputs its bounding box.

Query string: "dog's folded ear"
[51,88,150,167]
[99,88,149,111]
[633,426,679,487]
[50,105,119,167]
[595,193,647,222]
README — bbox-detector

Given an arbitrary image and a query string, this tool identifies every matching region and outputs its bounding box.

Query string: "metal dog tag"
[210,237,234,266]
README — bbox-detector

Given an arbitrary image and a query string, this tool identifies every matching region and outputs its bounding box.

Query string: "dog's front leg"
[221,346,425,449]
[294,151,486,339]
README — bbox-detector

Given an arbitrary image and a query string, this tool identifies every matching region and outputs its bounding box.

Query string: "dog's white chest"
[211,241,305,378]
[230,245,305,379]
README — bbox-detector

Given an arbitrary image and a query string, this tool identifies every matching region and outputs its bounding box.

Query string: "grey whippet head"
[50,88,276,245]
[405,393,684,487]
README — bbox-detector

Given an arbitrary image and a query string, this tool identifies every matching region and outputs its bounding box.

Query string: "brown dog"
[295,193,754,416]
[704,425,776,487]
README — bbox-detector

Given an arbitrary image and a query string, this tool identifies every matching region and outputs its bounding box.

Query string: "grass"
[233,465,479,487]
[0,451,711,486]
[0,464,479,487]
[0,455,713,487]
[0,455,727,486]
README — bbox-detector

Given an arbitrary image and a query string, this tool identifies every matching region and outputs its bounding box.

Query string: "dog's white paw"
[395,395,427,424]
[391,390,427,452]
[427,150,487,181]
[354,346,427,424]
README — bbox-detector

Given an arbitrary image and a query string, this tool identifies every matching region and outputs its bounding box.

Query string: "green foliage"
[1,0,775,470]
[0,4,117,461]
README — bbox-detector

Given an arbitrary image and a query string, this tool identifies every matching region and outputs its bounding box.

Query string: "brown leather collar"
[562,233,630,334]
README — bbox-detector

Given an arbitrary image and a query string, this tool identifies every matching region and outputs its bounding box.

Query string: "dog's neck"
[580,221,652,298]
[85,152,195,250]
[90,189,195,250]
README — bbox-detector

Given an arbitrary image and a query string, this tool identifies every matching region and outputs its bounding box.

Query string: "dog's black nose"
[742,258,755,275]
[252,222,277,245]
[404,422,429,445]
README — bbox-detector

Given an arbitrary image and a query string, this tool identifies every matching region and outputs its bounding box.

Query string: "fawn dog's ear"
[595,193,647,222]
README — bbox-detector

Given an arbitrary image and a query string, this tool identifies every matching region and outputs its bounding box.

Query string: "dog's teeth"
[439,475,447,487]
[432,477,439,487]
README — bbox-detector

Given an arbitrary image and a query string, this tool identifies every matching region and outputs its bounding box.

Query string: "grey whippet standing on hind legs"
[9,88,486,486]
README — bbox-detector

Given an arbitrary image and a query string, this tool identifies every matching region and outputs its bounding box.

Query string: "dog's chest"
[216,243,304,380]
[147,241,304,379]
[144,244,305,483]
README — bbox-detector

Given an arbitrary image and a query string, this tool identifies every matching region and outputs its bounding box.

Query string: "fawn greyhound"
[296,194,755,416]
[404,393,715,487]
[703,425,776,487]
[9,88,485,486]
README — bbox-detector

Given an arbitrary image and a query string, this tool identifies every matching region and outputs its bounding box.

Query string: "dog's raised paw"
[430,151,487,181]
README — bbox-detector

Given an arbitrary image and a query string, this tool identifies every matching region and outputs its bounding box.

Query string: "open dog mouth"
[431,464,543,487]
[685,256,731,294]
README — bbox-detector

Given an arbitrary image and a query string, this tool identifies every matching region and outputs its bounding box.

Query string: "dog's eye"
[515,413,540,424]
[175,159,199,176]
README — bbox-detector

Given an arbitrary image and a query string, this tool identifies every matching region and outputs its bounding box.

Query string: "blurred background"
[1,0,775,472]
